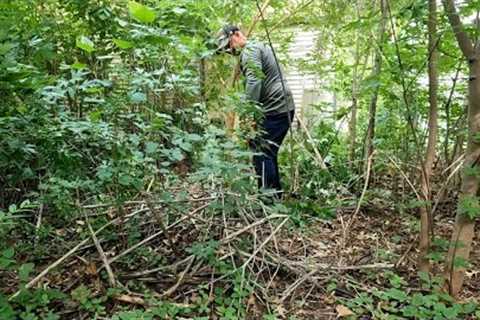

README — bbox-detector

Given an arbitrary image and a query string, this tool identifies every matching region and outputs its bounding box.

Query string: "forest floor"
[286,201,480,319]
[3,183,479,319]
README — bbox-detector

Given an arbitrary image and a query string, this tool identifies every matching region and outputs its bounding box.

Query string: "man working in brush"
[216,25,295,198]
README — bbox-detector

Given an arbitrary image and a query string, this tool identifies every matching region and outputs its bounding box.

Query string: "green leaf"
[118,174,133,186]
[18,263,34,282]
[458,195,480,219]
[2,248,14,259]
[113,39,134,49]
[97,166,113,181]
[145,142,159,154]
[0,293,15,320]
[128,1,156,23]
[385,288,408,302]
[443,305,460,319]
[461,302,477,314]
[129,91,146,103]
[453,257,470,268]
[76,36,95,53]
[71,285,91,304]
[186,133,202,142]
[0,42,15,55]
[71,62,87,70]
[426,251,443,262]
[8,204,17,213]
[411,293,424,306]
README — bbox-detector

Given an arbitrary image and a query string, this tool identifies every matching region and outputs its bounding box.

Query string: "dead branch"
[84,212,117,287]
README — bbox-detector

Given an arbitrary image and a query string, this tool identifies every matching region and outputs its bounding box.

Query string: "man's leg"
[257,111,294,193]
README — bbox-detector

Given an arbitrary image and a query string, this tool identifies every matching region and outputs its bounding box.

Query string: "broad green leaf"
[113,39,134,49]
[443,306,460,320]
[71,285,91,304]
[459,195,480,219]
[145,142,159,154]
[453,257,470,268]
[186,133,202,142]
[118,174,134,186]
[128,1,156,23]
[71,62,87,69]
[76,36,95,53]
[18,263,34,282]
[0,42,15,55]
[2,248,14,259]
[129,91,146,103]
[0,293,15,320]
[385,288,408,302]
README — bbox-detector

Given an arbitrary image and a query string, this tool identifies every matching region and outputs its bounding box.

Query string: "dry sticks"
[12,188,401,318]
[9,202,210,300]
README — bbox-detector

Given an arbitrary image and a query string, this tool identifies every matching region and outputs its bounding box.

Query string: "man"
[216,25,295,197]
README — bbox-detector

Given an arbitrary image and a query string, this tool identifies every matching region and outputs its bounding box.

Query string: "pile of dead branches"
[6,187,396,319]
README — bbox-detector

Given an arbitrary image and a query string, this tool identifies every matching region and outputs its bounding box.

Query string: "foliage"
[340,272,480,320]
[1,0,480,318]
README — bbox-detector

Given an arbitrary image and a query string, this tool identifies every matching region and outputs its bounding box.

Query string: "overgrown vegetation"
[1,0,480,319]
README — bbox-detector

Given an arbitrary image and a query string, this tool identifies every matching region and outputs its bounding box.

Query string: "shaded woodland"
[1,0,480,319]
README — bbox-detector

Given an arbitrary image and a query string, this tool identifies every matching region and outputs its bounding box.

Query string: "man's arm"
[241,45,264,105]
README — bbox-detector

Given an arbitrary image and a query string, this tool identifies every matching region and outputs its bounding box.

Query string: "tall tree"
[442,0,480,296]
[364,0,386,169]
[349,0,361,168]
[418,0,439,273]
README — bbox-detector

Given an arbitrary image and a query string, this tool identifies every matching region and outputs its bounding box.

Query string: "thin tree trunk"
[442,0,479,297]
[199,57,207,105]
[349,0,362,168]
[418,0,439,273]
[350,97,358,165]
[444,65,462,165]
[364,0,386,171]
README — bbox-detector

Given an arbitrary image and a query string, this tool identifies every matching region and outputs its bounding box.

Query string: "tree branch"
[442,0,474,58]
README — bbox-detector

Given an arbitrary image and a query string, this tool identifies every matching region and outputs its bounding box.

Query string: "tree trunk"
[364,0,386,171]
[442,0,479,296]
[349,95,358,166]
[349,0,361,168]
[199,57,207,105]
[444,60,480,296]
[444,66,461,166]
[418,0,439,274]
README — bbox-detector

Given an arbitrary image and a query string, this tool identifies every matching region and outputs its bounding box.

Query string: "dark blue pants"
[250,111,294,193]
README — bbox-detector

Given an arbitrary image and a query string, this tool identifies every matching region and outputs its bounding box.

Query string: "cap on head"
[215,25,240,54]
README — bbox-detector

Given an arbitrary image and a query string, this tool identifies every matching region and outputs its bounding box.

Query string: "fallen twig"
[9,206,149,300]
[157,256,195,298]
[84,211,117,288]
[220,214,288,244]
[342,150,375,246]
[34,202,44,247]
[108,203,211,266]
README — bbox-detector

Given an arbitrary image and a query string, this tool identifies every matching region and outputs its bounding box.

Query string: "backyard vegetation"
[1,0,480,319]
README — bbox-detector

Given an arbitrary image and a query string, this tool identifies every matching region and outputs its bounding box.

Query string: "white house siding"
[282,29,333,120]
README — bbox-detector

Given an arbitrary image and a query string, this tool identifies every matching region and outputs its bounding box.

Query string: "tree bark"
[364,0,386,171]
[444,66,461,165]
[199,57,207,105]
[349,0,362,168]
[442,0,479,297]
[418,0,439,274]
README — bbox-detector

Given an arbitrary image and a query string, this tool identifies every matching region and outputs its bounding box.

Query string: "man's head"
[216,25,247,55]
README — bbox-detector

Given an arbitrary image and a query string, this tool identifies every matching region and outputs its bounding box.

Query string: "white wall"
[282,29,334,119]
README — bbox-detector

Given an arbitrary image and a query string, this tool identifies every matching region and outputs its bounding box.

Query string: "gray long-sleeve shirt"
[240,41,295,116]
